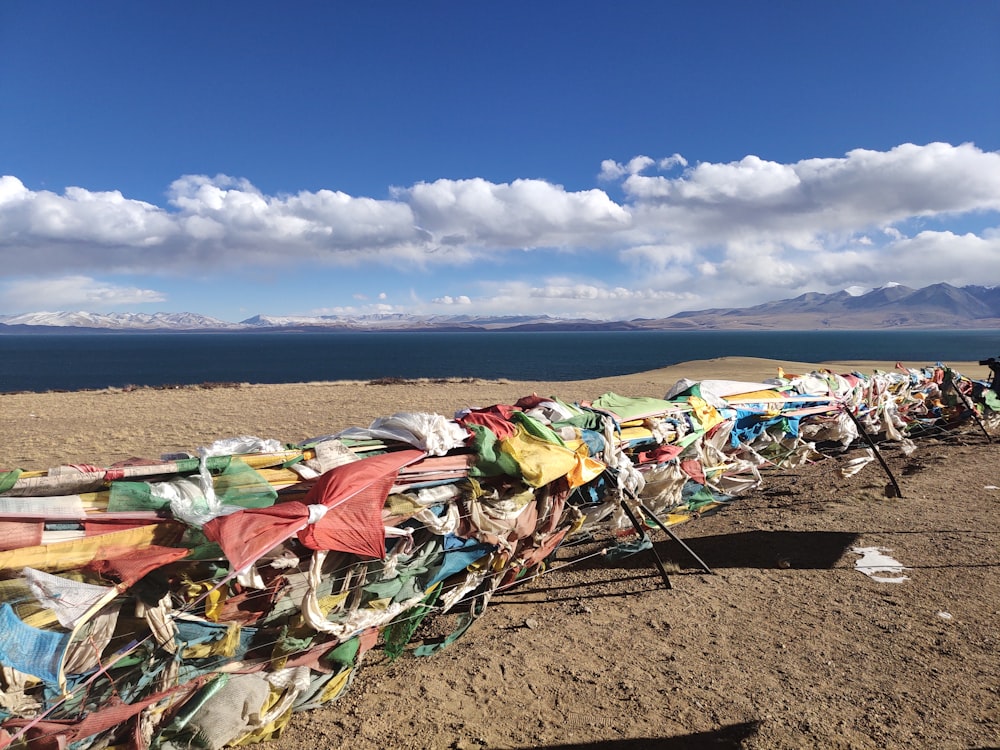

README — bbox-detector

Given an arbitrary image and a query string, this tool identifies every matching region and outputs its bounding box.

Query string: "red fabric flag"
[634,444,684,465]
[204,449,424,568]
[3,678,205,748]
[457,406,519,440]
[297,449,424,558]
[680,458,706,485]
[203,502,310,573]
[0,521,42,551]
[86,544,190,587]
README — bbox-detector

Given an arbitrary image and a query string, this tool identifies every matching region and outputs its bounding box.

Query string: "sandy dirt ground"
[1,357,998,749]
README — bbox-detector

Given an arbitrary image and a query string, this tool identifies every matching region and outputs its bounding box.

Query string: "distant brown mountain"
[638,283,1000,330]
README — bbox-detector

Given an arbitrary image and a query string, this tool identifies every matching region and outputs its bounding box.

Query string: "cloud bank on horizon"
[2,141,999,321]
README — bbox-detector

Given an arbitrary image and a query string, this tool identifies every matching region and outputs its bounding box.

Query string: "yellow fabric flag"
[688,395,724,432]
[0,522,184,573]
[500,426,604,488]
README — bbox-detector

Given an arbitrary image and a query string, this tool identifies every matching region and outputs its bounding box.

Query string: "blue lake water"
[1,329,997,393]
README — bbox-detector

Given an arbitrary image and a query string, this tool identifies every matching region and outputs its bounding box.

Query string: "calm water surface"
[1,329,997,393]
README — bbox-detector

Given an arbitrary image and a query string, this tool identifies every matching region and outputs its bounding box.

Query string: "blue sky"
[1,2,998,323]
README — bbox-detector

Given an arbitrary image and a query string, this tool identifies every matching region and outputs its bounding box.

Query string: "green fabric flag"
[984,390,1000,412]
[466,423,521,478]
[383,585,442,661]
[0,469,23,494]
[107,458,276,513]
[214,457,277,509]
[510,411,566,446]
[324,635,362,670]
[108,481,165,512]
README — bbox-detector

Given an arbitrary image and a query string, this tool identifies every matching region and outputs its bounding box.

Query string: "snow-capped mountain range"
[0,311,243,330]
[2,283,999,332]
[0,310,593,331]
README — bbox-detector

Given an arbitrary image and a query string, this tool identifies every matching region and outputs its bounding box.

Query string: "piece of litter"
[984,485,999,491]
[851,547,909,583]
[937,611,953,620]
[841,450,875,478]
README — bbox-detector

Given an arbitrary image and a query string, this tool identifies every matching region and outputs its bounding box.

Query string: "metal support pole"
[945,373,992,444]
[619,499,673,590]
[840,405,903,498]
[637,502,714,575]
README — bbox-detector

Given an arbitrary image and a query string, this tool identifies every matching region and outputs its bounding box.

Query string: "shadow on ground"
[659,530,860,570]
[490,530,861,605]
[565,530,859,573]
[530,721,761,749]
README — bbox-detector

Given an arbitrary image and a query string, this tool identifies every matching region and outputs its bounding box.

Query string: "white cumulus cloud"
[1,141,997,318]
[397,177,631,251]
[0,276,167,310]
[462,279,700,320]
